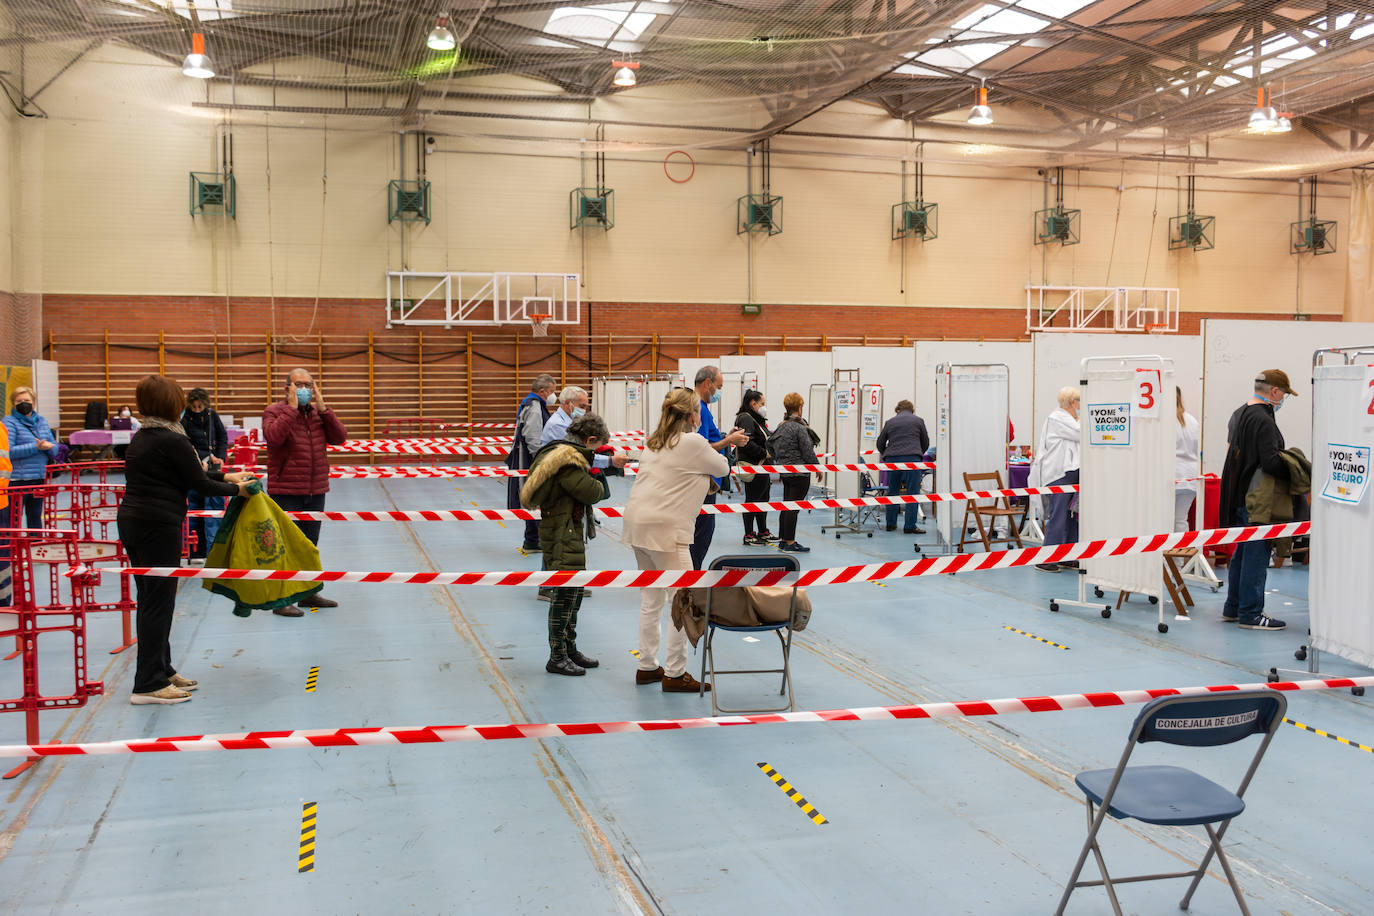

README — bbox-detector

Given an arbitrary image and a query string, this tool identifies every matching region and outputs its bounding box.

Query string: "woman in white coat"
[1029,386,1081,572]
[622,388,728,693]
[1174,387,1201,532]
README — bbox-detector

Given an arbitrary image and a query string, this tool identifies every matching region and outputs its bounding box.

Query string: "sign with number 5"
[1133,368,1162,418]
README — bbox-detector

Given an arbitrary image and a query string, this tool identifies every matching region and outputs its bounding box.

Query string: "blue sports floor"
[2,475,1371,915]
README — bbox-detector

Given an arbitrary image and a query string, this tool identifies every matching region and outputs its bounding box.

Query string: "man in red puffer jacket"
[263,368,348,617]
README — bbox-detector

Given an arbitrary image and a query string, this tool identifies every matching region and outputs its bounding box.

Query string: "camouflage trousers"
[547,586,585,659]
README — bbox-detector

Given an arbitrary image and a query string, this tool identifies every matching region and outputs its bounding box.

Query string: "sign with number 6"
[1133,368,1162,418]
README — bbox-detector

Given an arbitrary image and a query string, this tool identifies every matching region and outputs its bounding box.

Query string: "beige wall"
[27,43,1353,316]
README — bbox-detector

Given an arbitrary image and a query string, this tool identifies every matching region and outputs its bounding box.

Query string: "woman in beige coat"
[622,388,728,693]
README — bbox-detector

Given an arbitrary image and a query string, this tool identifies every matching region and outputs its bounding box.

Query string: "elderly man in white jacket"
[1029,386,1081,572]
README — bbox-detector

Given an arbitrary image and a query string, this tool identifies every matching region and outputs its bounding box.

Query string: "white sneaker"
[186,558,206,567]
[130,685,192,705]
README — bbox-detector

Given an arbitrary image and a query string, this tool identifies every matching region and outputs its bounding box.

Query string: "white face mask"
[757,405,767,419]
[120,410,131,418]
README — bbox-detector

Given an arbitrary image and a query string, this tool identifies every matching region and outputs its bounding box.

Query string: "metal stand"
[1048,568,1113,619]
[1268,644,1367,697]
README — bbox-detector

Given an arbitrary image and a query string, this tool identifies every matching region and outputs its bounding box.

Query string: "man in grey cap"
[1218,368,1297,631]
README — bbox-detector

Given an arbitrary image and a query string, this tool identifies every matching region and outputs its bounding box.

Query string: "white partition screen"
[644,379,672,428]
[1309,354,1374,668]
[592,378,632,434]
[934,364,1010,549]
[831,347,915,407]
[720,354,766,396]
[916,341,1031,446]
[764,351,833,439]
[1079,356,1174,597]
[860,384,884,455]
[830,369,861,499]
[1200,319,1374,475]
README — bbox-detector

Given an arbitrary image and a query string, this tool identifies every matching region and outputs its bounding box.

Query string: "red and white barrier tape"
[185,485,1079,523]
[438,422,516,429]
[78,522,1309,588]
[225,461,936,479]
[1,675,1365,759]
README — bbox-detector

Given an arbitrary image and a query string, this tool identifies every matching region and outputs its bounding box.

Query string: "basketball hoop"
[529,314,551,337]
[1145,323,1170,334]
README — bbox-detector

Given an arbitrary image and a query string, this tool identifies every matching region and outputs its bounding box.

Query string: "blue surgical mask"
[1271,396,1285,412]
[571,407,586,420]
[709,390,721,404]
[296,387,312,407]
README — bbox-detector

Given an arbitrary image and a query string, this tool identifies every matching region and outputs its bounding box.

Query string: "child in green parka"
[520,412,612,676]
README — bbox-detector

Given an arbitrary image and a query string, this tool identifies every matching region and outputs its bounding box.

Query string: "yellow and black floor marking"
[756,763,828,825]
[1002,625,1071,651]
[1284,717,1374,754]
[305,666,320,693]
[298,802,317,873]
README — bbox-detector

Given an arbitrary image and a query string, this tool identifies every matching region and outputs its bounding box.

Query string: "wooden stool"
[1116,549,1195,618]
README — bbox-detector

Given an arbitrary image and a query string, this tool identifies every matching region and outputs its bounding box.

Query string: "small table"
[68,429,132,461]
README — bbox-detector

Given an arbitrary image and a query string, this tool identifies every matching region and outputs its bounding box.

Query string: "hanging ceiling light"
[1248,87,1277,131]
[182,32,214,79]
[427,13,456,51]
[967,83,993,126]
[612,60,639,87]
[1273,115,1292,133]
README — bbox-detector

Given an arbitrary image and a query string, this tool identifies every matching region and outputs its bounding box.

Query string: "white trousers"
[1174,490,1196,533]
[633,544,691,678]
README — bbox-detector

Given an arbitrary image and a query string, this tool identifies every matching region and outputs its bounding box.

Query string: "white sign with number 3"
[1133,368,1162,418]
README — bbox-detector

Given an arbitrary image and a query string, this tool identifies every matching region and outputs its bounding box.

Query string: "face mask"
[757,405,767,419]
[120,410,131,418]
[296,387,313,407]
[1271,395,1285,412]
[15,402,33,416]
[545,395,558,408]
[709,389,721,404]
[571,406,586,420]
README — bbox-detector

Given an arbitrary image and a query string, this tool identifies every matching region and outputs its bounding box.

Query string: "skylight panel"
[546,4,656,42]
[1019,0,1096,17]
[917,43,1014,69]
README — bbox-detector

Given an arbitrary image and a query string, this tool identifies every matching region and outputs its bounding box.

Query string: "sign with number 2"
[1133,368,1161,418]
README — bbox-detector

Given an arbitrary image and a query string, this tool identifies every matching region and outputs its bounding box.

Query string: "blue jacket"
[4,411,55,481]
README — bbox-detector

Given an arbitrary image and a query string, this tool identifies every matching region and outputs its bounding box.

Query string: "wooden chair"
[957,470,1024,553]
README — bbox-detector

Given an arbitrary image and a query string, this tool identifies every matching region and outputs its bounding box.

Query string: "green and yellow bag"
[203,480,323,616]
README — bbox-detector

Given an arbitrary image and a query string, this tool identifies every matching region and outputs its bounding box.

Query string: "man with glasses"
[1218,369,1296,631]
[263,368,348,617]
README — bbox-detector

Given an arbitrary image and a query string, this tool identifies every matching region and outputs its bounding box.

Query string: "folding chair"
[698,554,801,716]
[1055,690,1287,916]
[957,470,1024,553]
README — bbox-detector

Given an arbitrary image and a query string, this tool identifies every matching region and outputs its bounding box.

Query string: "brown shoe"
[274,605,304,618]
[168,673,198,691]
[661,672,710,693]
[130,685,192,705]
[635,666,664,685]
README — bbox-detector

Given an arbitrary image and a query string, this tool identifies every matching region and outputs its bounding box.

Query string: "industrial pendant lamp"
[182,33,214,79]
[967,82,993,126]
[612,60,639,87]
[427,13,457,51]
[1248,87,1277,131]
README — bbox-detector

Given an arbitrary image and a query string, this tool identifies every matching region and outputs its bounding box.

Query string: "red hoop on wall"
[664,150,695,184]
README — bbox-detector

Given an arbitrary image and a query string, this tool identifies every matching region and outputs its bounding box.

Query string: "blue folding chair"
[1055,690,1287,916]
[698,554,801,716]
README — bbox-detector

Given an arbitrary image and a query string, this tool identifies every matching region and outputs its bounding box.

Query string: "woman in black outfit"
[734,389,775,545]
[118,375,251,705]
[182,387,229,562]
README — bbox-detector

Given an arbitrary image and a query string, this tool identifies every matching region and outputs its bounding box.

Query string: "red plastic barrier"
[0,528,104,779]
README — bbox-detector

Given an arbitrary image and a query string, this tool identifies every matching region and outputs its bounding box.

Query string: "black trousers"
[118,515,185,694]
[742,474,772,535]
[689,491,717,570]
[271,492,327,545]
[547,586,585,659]
[10,479,45,529]
[778,474,810,542]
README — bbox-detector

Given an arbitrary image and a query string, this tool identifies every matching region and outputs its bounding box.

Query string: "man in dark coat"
[509,373,556,552]
[1219,369,1295,631]
[263,368,348,617]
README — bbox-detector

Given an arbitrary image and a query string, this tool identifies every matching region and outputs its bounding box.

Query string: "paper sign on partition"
[1086,403,1131,446]
[1364,366,1374,428]
[1320,442,1371,505]
[1133,368,1162,418]
[627,382,640,406]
